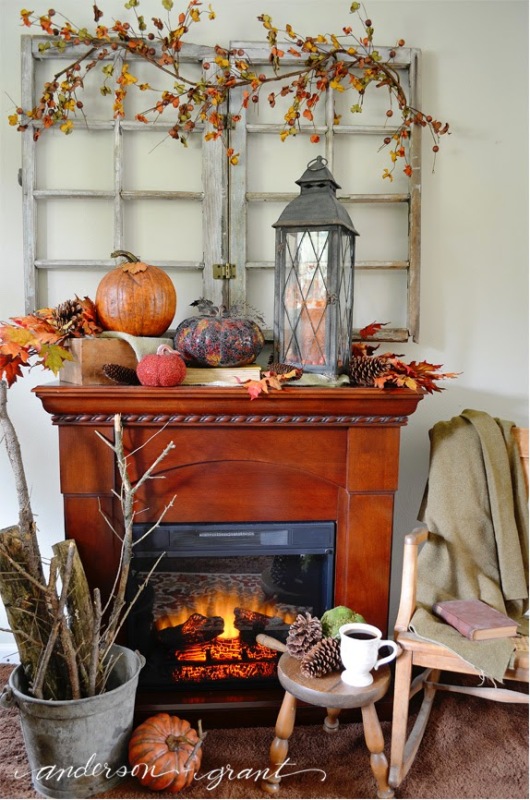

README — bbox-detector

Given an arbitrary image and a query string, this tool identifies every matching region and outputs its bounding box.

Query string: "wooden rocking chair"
[389,427,529,790]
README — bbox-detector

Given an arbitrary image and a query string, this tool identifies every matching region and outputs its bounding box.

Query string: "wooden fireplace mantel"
[34,383,422,638]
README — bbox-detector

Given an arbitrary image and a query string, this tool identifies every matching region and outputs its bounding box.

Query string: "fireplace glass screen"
[128,522,335,689]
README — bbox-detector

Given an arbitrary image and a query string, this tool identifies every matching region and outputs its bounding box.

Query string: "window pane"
[353,269,408,330]
[122,130,203,192]
[123,199,203,262]
[346,203,409,262]
[37,198,114,259]
[36,129,114,191]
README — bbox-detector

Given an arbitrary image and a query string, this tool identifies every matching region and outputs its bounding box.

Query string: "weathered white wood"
[30,36,213,63]
[245,123,392,136]
[201,61,227,307]
[245,260,409,270]
[21,37,37,313]
[231,41,414,68]
[113,119,124,251]
[30,119,205,133]
[34,259,203,270]
[33,189,115,198]
[408,49,422,342]
[120,190,203,201]
[246,192,408,204]
[227,83,248,304]
[33,189,204,200]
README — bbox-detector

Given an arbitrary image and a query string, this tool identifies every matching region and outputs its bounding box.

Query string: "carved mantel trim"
[48,412,410,427]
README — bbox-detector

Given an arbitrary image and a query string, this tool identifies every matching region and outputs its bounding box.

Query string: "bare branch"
[31,544,75,699]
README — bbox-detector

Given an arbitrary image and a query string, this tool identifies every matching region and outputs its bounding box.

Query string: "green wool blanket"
[410,409,529,682]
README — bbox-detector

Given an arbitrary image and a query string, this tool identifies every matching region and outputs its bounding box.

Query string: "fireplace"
[34,383,422,721]
[128,522,334,690]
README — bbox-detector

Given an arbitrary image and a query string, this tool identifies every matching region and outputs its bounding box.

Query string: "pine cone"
[286,612,323,659]
[267,362,303,380]
[300,636,342,678]
[102,363,141,385]
[348,355,389,387]
[52,298,85,335]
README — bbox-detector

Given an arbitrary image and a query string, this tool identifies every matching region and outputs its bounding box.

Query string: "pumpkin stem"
[156,344,176,357]
[110,249,141,263]
[165,733,197,751]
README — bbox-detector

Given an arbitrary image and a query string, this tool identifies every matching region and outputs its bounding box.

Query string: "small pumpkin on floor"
[128,713,206,792]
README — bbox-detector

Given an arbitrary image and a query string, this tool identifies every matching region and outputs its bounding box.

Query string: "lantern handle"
[307,155,328,171]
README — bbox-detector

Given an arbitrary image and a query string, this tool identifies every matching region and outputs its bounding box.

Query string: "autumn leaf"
[39,343,74,374]
[238,370,298,400]
[351,340,380,358]
[121,262,147,274]
[20,9,33,27]
[0,355,25,387]
[359,321,388,339]
[0,296,101,386]
[243,378,269,400]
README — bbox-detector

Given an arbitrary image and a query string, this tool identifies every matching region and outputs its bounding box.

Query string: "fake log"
[234,607,285,643]
[157,613,225,648]
[0,525,67,700]
[53,540,97,695]
[234,607,280,632]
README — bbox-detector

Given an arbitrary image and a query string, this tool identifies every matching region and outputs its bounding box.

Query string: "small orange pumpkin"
[95,250,177,337]
[128,713,204,793]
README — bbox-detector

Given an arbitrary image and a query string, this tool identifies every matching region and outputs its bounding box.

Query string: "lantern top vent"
[273,156,359,235]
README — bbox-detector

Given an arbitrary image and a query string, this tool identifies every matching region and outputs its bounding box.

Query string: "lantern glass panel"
[337,230,355,370]
[282,229,330,368]
[277,227,354,375]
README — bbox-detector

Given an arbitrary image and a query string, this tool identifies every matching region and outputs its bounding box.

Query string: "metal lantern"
[272,156,359,378]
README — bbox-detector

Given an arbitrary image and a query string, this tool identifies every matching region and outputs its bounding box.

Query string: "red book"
[432,599,518,641]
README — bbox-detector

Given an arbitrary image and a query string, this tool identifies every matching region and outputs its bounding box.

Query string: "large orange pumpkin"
[128,713,204,793]
[95,250,177,337]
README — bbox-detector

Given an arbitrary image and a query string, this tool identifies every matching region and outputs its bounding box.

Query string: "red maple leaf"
[359,321,388,339]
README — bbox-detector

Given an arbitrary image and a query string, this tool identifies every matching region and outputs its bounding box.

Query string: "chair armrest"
[394,526,429,633]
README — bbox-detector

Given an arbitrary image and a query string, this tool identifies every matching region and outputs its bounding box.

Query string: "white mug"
[339,623,399,687]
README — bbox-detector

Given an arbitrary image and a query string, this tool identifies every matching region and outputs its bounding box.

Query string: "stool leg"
[261,690,297,795]
[361,702,394,800]
[324,706,341,733]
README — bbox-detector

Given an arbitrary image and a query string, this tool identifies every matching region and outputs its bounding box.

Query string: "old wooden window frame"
[21,36,421,341]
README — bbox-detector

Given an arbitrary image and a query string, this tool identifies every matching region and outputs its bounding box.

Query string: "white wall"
[0,0,528,650]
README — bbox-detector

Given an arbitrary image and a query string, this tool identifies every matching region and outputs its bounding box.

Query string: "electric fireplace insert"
[128,521,335,690]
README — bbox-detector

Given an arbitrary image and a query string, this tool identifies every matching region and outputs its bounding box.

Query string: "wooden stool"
[262,653,393,799]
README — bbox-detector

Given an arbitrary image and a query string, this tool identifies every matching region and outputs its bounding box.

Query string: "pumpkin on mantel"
[95,250,177,337]
[173,298,265,367]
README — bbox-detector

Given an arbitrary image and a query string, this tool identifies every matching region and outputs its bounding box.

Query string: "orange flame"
[155,587,297,638]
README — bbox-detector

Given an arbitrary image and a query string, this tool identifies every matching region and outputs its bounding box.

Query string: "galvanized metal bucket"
[1,645,145,799]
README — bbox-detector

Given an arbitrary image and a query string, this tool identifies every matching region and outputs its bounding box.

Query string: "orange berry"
[432,145,439,152]
[386,109,393,117]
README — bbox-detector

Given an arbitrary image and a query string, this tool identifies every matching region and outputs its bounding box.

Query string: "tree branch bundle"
[0,381,174,700]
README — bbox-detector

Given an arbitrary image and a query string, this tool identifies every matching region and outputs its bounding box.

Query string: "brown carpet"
[0,665,527,799]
